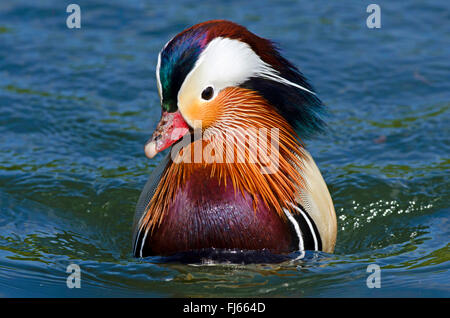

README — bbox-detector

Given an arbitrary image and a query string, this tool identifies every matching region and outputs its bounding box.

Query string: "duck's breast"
[142,167,297,256]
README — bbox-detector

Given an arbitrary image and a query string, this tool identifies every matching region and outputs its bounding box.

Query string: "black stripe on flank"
[286,213,301,252]
[300,204,323,251]
[133,224,155,257]
[132,225,145,257]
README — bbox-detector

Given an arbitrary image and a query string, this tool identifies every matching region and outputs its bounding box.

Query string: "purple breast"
[147,168,296,255]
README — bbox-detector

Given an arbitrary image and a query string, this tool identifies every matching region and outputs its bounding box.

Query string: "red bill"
[144,111,190,159]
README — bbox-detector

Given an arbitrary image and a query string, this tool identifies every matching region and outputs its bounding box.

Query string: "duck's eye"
[201,86,214,101]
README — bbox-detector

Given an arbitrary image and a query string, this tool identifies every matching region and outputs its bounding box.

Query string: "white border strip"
[289,202,318,251]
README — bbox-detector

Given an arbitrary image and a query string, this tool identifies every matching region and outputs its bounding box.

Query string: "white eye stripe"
[257,63,316,95]
[177,37,315,104]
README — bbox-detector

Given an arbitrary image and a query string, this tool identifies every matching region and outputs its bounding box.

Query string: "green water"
[0,0,449,297]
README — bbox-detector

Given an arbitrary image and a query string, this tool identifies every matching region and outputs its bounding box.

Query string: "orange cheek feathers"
[180,91,230,129]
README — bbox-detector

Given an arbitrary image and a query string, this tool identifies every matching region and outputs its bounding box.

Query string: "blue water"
[0,0,449,297]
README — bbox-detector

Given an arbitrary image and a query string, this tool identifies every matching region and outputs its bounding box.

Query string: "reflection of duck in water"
[132,20,336,258]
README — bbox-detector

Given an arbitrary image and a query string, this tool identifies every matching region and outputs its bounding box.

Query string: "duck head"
[144,20,324,159]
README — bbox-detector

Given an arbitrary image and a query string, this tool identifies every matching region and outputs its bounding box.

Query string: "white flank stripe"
[283,208,304,252]
[133,212,148,256]
[140,227,150,258]
[289,202,319,251]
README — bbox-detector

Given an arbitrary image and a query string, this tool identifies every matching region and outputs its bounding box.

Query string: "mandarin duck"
[132,20,336,258]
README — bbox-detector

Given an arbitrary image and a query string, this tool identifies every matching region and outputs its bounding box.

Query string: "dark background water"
[0,0,449,297]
